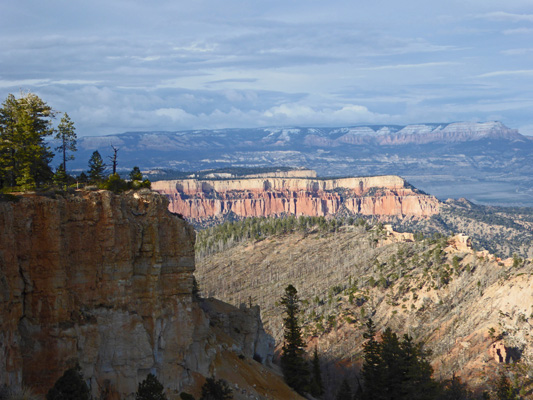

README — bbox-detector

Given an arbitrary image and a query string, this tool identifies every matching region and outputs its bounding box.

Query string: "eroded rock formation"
[0,190,280,399]
[152,173,439,223]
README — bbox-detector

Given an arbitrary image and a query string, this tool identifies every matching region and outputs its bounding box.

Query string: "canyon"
[0,190,298,400]
[152,172,440,225]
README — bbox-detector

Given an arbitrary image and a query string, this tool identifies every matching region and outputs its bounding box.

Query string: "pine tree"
[0,92,55,189]
[55,112,77,177]
[130,166,143,181]
[361,321,437,400]
[53,164,68,188]
[87,150,106,183]
[280,284,309,394]
[494,372,516,400]
[136,373,167,400]
[309,346,324,397]
[335,378,352,400]
[361,319,384,400]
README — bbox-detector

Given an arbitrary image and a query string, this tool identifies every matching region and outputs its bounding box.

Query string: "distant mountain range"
[69,121,533,206]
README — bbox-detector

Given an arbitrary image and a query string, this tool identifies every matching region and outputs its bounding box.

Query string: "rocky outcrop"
[152,174,439,223]
[0,190,278,399]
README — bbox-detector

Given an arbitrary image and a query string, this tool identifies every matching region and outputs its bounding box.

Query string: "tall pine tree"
[55,112,77,179]
[87,150,106,183]
[309,346,324,397]
[280,284,309,394]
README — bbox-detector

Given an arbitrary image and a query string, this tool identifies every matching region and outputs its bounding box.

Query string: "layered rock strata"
[152,174,439,222]
[0,190,276,399]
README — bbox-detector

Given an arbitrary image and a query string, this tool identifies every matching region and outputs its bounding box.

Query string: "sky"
[1,0,533,137]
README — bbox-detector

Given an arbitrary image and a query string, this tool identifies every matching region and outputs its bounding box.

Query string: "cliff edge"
[0,191,291,399]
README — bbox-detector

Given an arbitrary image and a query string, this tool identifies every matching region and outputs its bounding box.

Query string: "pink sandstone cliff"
[0,190,282,399]
[151,174,439,222]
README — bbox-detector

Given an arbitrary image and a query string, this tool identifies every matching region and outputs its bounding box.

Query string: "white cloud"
[478,70,533,78]
[479,11,533,22]
[155,107,193,122]
[359,62,458,71]
[503,28,533,35]
[501,48,533,55]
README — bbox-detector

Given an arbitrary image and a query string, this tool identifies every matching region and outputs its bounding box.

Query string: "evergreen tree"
[335,378,352,400]
[361,321,437,400]
[130,166,143,181]
[136,373,167,400]
[361,319,384,400]
[200,377,232,400]
[54,112,77,177]
[87,150,106,183]
[0,92,55,189]
[399,333,436,399]
[280,284,309,394]
[53,164,68,188]
[494,372,516,400]
[77,171,88,184]
[309,346,324,397]
[438,373,474,400]
[46,364,90,400]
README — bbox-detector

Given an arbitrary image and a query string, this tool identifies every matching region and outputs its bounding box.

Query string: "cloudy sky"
[1,0,533,136]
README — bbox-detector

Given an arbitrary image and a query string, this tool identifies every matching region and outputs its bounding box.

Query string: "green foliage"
[87,150,106,183]
[309,347,324,397]
[438,373,474,400]
[52,164,68,189]
[200,377,232,400]
[179,393,195,400]
[130,166,143,181]
[280,284,309,394]
[77,171,88,184]
[360,320,437,400]
[46,364,90,400]
[0,92,55,190]
[54,112,77,175]
[100,173,128,193]
[493,372,517,400]
[195,215,372,257]
[136,373,167,400]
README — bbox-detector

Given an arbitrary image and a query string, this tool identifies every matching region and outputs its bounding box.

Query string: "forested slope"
[195,218,533,396]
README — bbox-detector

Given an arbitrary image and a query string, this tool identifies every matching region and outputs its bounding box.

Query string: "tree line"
[0,92,149,192]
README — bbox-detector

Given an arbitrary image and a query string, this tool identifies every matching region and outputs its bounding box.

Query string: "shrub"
[200,377,232,400]
[136,373,167,400]
[46,365,90,400]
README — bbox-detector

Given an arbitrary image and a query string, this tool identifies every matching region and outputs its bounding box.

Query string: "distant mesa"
[152,169,440,223]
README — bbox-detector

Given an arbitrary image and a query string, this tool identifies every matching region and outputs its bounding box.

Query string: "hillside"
[195,220,533,396]
[392,199,533,258]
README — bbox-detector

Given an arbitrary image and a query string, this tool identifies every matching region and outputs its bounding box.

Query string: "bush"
[200,377,232,400]
[46,365,90,400]
[136,373,167,400]
[100,173,129,193]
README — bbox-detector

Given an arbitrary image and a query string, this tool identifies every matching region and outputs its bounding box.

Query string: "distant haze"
[68,121,533,206]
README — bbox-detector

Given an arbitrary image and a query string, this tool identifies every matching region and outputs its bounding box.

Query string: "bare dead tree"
[108,145,119,175]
